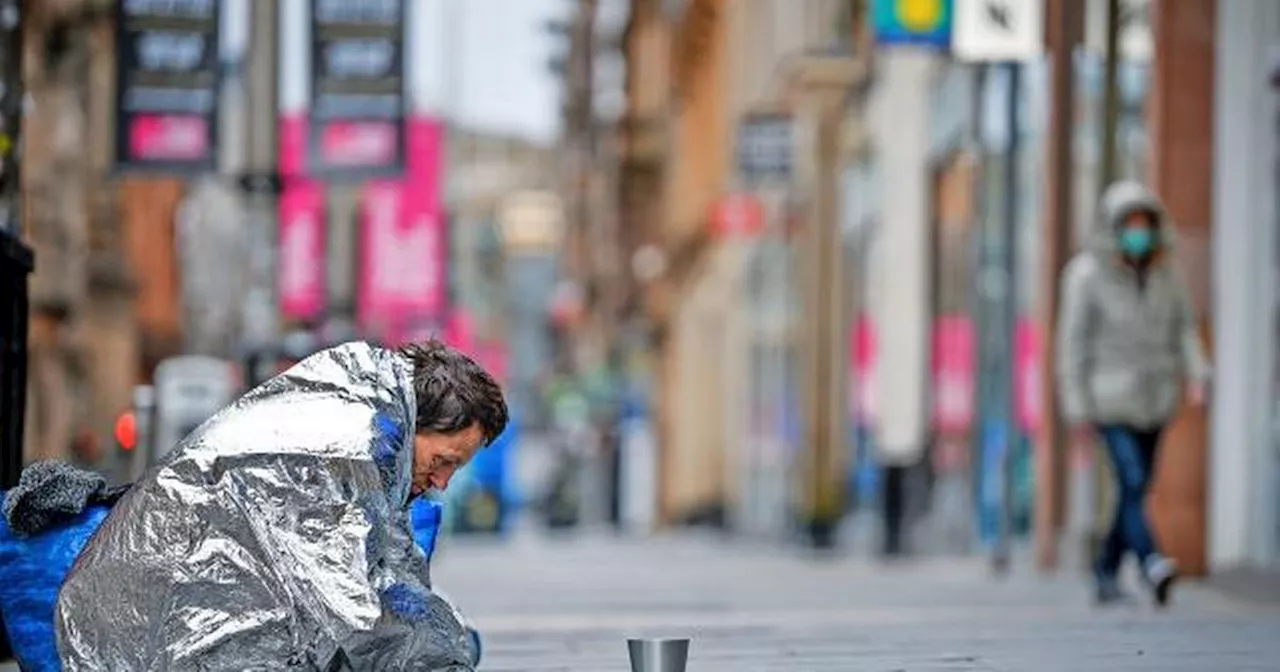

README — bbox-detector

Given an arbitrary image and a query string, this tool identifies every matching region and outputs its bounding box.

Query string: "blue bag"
[0,500,113,672]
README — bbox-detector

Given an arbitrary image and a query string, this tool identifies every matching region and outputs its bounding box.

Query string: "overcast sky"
[417,0,567,144]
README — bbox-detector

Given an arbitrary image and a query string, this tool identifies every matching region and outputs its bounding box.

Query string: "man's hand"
[1186,380,1208,408]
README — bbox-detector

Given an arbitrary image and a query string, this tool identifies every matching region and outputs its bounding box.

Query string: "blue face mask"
[1118,227,1155,257]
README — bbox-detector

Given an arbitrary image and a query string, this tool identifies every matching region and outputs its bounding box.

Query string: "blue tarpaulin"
[0,498,112,672]
[1,494,449,671]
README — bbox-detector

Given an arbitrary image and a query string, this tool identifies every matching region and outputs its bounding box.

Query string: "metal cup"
[627,637,690,672]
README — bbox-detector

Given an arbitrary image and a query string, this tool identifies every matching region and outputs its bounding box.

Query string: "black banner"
[308,0,406,180]
[113,0,221,174]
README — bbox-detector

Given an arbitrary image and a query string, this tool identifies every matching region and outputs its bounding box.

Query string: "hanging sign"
[113,0,222,173]
[308,0,407,179]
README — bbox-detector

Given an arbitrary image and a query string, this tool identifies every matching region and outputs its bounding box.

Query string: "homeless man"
[55,339,508,671]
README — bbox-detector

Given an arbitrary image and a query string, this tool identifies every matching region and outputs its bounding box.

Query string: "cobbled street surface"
[432,531,1280,672]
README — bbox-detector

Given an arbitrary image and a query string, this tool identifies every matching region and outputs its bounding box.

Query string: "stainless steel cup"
[626,637,690,672]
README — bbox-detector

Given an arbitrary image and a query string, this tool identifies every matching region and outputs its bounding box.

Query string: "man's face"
[411,423,485,496]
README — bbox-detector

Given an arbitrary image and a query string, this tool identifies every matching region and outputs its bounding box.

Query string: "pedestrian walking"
[1055,181,1211,607]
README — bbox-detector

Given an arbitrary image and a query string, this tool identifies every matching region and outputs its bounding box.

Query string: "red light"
[115,412,137,451]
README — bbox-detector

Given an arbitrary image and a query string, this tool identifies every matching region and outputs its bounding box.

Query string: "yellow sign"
[899,0,947,31]
[873,0,952,47]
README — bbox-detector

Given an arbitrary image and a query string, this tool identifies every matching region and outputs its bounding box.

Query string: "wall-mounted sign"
[952,0,1043,63]
[872,0,953,49]
[308,0,406,179]
[114,0,221,174]
[736,113,792,186]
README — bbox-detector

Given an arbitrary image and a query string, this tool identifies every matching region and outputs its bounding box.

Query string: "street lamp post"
[0,0,25,661]
[0,0,27,492]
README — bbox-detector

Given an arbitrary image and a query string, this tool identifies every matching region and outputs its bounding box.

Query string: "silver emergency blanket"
[55,342,477,671]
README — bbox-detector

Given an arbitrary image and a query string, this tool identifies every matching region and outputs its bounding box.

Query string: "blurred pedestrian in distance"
[1055,181,1211,607]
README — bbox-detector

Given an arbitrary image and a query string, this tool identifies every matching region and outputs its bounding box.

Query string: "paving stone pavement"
[431,531,1280,671]
[5,531,1274,671]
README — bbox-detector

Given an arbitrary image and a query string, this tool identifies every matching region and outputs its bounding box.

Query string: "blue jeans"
[1095,424,1164,577]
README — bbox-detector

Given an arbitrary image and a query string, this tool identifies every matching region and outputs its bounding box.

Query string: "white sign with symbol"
[952,0,1044,63]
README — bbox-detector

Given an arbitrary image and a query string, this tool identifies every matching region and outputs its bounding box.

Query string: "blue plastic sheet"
[0,495,453,671]
[410,497,445,559]
[0,499,112,672]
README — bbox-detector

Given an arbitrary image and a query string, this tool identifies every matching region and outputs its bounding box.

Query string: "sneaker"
[1144,555,1179,607]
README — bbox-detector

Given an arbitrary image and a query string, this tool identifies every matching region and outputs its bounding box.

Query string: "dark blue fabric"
[0,499,113,672]
[381,582,433,624]
[1094,425,1164,577]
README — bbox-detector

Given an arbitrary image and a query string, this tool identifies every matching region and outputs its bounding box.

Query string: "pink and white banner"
[357,182,447,339]
[355,115,447,342]
[277,180,327,321]
[931,315,976,434]
[279,114,308,178]
[127,115,211,162]
[849,315,877,427]
[1014,318,1042,434]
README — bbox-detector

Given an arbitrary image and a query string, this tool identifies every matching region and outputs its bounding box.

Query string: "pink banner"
[278,180,327,320]
[128,115,210,161]
[318,121,400,168]
[279,114,308,178]
[931,315,976,434]
[849,315,877,426]
[357,116,448,342]
[1015,318,1042,433]
[358,180,405,336]
[407,116,444,186]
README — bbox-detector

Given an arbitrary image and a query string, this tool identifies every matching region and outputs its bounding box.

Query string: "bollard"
[627,637,690,672]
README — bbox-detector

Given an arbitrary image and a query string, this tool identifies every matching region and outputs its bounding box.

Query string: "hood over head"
[1089,180,1177,257]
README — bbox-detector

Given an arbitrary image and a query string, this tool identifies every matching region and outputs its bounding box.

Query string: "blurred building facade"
[1208,0,1280,572]
[607,0,1280,573]
[21,0,182,465]
[617,0,865,531]
[4,0,1276,574]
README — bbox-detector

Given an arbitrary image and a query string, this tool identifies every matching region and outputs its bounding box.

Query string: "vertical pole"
[994,62,1020,573]
[1088,0,1122,566]
[0,0,26,491]
[0,0,19,236]
[0,5,23,658]
[803,90,848,549]
[1037,0,1081,572]
[1098,0,1121,190]
[240,0,280,351]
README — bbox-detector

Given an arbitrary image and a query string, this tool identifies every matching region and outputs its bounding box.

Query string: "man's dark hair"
[397,339,508,444]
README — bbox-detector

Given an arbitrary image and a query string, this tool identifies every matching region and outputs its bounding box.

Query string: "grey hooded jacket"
[1055,181,1211,429]
[55,342,476,671]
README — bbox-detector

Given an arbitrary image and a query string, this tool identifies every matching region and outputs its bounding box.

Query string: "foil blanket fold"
[55,342,476,671]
